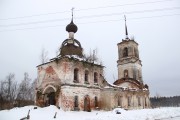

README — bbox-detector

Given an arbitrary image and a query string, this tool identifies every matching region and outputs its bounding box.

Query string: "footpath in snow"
[0,106,180,120]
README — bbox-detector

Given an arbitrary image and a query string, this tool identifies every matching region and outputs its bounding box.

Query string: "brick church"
[35,13,150,111]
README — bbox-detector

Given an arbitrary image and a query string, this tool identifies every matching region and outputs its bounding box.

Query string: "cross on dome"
[66,8,78,33]
[124,15,129,39]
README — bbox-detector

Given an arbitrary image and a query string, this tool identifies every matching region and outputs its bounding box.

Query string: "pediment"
[117,82,139,89]
[113,78,142,89]
[43,66,60,81]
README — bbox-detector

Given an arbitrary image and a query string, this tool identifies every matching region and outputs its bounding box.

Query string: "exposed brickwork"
[35,55,150,111]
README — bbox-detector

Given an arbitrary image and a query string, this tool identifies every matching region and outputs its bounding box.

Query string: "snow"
[52,55,103,66]
[104,85,113,88]
[0,106,180,120]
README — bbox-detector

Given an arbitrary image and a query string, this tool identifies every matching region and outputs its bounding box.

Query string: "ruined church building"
[35,12,150,111]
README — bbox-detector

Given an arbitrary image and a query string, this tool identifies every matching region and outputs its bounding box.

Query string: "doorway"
[44,87,56,106]
[47,92,56,105]
[84,96,91,112]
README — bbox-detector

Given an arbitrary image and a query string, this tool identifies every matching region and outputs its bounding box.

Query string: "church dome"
[66,20,78,33]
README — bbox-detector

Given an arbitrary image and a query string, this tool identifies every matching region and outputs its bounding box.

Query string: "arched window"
[94,72,98,84]
[84,70,89,83]
[128,96,131,106]
[138,97,141,106]
[124,70,128,78]
[118,48,121,59]
[118,96,122,107]
[145,97,147,107]
[133,68,137,80]
[136,70,139,80]
[74,96,78,107]
[138,70,142,80]
[95,96,98,108]
[74,68,79,83]
[134,48,139,58]
[123,47,128,57]
[74,96,79,110]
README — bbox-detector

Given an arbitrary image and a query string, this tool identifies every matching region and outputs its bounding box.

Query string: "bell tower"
[117,16,143,83]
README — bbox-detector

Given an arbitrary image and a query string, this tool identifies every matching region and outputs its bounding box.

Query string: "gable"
[117,82,139,89]
[113,78,142,89]
[43,66,60,82]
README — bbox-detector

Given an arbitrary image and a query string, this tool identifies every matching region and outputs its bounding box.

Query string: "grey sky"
[0,0,180,97]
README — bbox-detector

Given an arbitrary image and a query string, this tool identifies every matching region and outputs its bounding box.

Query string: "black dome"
[66,20,78,33]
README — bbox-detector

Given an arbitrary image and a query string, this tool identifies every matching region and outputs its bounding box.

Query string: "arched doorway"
[47,92,56,105]
[84,96,91,112]
[44,87,56,106]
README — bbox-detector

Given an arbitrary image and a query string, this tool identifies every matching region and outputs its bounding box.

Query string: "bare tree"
[29,78,36,101]
[16,72,36,107]
[40,48,49,64]
[84,48,101,63]
[0,81,4,109]
[6,74,17,101]
[2,73,17,101]
[0,73,18,109]
[17,73,31,101]
[0,73,35,109]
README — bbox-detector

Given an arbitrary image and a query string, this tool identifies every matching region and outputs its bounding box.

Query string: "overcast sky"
[0,0,180,97]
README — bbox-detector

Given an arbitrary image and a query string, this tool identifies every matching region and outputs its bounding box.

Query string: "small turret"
[66,8,78,39]
[59,8,83,57]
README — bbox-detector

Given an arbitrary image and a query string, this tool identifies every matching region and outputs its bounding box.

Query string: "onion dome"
[66,19,78,33]
[66,8,78,33]
[59,8,83,57]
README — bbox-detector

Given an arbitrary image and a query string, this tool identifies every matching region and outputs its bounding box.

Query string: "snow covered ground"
[0,106,180,120]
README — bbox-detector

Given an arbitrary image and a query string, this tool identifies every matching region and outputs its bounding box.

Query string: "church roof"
[60,39,83,57]
[66,20,78,33]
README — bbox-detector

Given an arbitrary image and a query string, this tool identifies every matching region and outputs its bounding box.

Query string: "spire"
[124,15,129,39]
[71,7,74,22]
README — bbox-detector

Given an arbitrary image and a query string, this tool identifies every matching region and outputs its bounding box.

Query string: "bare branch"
[40,48,49,64]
